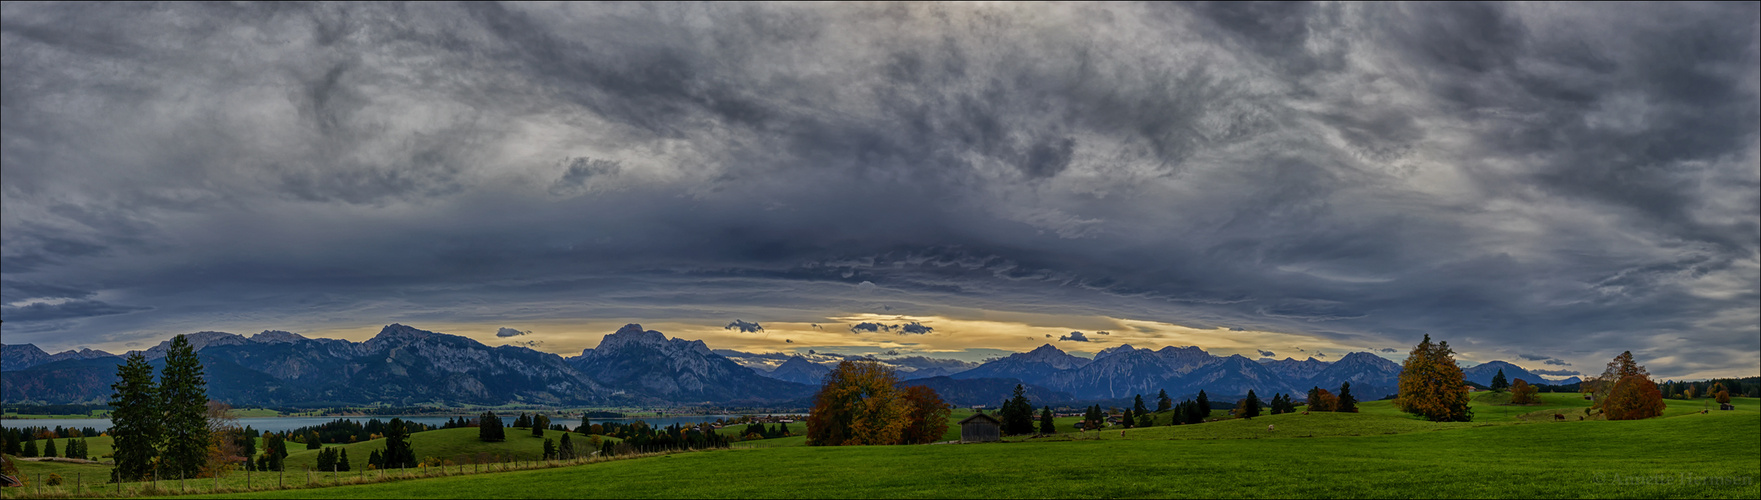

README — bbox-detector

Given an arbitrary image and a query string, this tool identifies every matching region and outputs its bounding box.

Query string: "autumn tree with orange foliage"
[203,400,242,478]
[1306,387,1339,412]
[1395,334,1473,422]
[1596,351,1665,420]
[806,360,950,446]
[1509,379,1540,405]
[1711,382,1732,404]
[899,385,952,444]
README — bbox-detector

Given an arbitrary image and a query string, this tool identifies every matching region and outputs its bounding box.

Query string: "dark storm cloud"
[495,327,528,337]
[849,322,890,334]
[1258,350,1275,357]
[1517,354,1571,366]
[897,322,933,335]
[0,300,150,322]
[725,319,764,333]
[1060,332,1090,342]
[1,3,1755,378]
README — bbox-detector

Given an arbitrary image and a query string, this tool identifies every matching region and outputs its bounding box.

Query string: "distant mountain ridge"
[564,324,811,404]
[755,356,834,385]
[5,327,1575,407]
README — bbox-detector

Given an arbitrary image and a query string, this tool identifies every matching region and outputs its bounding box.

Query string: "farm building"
[959,412,1002,443]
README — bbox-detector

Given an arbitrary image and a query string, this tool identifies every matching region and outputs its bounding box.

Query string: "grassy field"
[2,396,1755,498]
[159,403,1758,499]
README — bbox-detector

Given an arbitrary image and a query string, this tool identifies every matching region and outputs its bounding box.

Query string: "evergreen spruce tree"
[1241,390,1262,419]
[1157,390,1173,412]
[21,438,37,458]
[306,431,322,449]
[1039,406,1056,435]
[1196,390,1211,418]
[382,418,414,469]
[999,384,1035,435]
[238,425,257,458]
[1492,369,1509,392]
[315,448,335,471]
[532,414,549,438]
[542,438,557,460]
[108,352,160,481]
[580,414,591,434]
[42,438,57,458]
[1120,407,1134,428]
[159,335,211,479]
[479,411,506,442]
[338,448,351,472]
[1338,382,1358,412]
[559,433,575,460]
[367,449,382,470]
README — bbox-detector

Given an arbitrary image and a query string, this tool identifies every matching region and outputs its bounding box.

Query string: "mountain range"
[2,326,1577,407]
[1462,360,1580,387]
[1,324,811,406]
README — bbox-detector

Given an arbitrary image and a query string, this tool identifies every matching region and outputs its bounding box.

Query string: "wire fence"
[0,443,727,498]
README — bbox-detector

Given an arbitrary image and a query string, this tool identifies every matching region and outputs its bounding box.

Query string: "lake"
[0,414,775,434]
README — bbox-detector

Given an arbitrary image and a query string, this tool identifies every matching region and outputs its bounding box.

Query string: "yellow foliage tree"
[807,361,902,446]
[1595,351,1664,420]
[1395,334,1473,422]
[1510,379,1539,405]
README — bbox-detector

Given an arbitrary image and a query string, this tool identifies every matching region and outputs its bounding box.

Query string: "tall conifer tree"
[159,335,211,479]
[109,352,160,481]
[382,418,414,469]
[1240,390,1262,419]
[1196,390,1211,418]
[1338,382,1358,412]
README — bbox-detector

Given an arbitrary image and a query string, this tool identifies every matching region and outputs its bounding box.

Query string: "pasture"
[1,396,1754,498]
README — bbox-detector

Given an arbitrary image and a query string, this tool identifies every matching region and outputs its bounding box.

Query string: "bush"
[47,473,64,486]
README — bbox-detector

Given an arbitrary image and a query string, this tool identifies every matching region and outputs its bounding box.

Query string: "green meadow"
[1,395,1755,498]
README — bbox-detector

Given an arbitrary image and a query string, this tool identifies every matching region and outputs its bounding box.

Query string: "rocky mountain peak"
[595,324,671,351]
[1094,344,1143,360]
[250,330,310,344]
[142,331,249,358]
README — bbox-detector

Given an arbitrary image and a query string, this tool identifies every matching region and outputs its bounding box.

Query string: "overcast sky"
[3,2,1756,379]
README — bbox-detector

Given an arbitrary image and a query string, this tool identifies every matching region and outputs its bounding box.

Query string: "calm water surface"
[1,415,773,434]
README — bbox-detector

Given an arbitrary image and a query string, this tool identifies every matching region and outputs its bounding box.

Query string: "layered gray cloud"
[1060,332,1091,342]
[495,327,528,338]
[2,2,1756,379]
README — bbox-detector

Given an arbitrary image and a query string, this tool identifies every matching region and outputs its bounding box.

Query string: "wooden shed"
[958,412,1002,443]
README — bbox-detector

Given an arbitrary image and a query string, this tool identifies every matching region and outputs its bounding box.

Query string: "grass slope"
[181,409,1758,499]
[6,396,1755,498]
